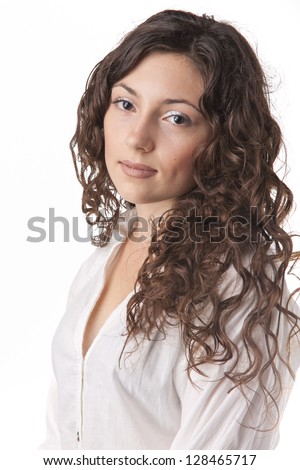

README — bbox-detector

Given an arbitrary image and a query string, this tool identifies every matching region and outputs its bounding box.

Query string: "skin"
[82,52,211,356]
[104,51,211,230]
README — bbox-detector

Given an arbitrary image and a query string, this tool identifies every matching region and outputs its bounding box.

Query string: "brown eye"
[173,114,185,125]
[122,100,134,110]
[112,98,135,111]
[165,111,191,125]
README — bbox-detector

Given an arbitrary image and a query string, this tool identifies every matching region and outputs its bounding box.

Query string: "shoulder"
[66,208,135,295]
[212,246,300,339]
[67,243,111,296]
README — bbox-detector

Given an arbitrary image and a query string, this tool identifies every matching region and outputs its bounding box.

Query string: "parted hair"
[70,9,300,430]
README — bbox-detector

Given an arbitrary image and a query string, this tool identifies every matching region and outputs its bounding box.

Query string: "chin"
[117,190,153,206]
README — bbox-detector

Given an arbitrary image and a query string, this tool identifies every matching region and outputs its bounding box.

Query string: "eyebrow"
[113,82,201,113]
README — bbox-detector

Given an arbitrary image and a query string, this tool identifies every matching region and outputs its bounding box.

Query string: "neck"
[128,200,174,241]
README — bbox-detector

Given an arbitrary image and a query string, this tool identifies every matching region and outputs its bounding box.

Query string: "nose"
[125,118,155,153]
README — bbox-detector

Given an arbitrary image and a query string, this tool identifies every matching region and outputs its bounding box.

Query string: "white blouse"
[40,210,300,450]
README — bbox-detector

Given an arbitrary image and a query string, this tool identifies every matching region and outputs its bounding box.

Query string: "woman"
[41,9,300,449]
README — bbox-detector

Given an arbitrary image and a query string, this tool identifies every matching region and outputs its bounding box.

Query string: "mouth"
[119,160,157,178]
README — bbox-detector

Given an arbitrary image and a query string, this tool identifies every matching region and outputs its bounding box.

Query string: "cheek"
[169,151,195,179]
[103,126,119,162]
[103,112,117,146]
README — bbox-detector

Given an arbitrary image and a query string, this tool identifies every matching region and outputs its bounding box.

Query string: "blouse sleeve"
[38,376,62,450]
[170,266,300,450]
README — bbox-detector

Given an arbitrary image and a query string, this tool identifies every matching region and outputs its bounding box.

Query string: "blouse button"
[77,431,80,442]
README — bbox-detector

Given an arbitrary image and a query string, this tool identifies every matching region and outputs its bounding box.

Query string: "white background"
[0,0,299,461]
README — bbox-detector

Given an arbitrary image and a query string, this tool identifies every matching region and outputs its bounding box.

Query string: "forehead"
[115,52,204,100]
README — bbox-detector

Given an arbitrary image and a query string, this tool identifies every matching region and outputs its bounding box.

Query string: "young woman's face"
[104,52,210,210]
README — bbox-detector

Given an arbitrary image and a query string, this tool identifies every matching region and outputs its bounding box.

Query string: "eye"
[164,112,191,126]
[112,98,135,111]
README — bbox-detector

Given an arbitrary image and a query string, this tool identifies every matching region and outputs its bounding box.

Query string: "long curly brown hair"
[70,10,300,430]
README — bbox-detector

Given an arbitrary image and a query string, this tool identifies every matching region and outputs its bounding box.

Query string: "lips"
[119,160,157,179]
[120,160,156,171]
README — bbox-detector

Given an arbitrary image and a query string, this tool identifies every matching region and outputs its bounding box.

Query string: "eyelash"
[112,97,135,111]
[111,97,191,126]
[164,111,191,125]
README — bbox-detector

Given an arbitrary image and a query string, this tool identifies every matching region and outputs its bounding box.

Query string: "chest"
[82,241,149,357]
